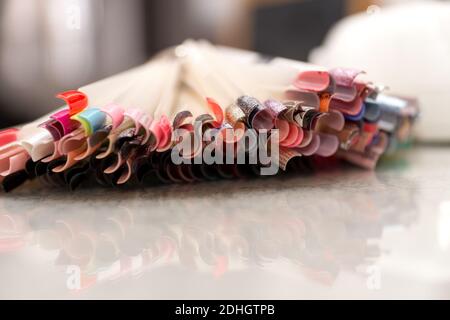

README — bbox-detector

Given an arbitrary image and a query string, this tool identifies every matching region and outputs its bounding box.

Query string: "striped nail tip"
[71,108,107,137]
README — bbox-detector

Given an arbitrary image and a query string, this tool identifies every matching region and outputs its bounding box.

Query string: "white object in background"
[310,1,450,142]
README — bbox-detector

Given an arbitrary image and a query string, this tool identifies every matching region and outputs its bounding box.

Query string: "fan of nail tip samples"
[0,40,419,192]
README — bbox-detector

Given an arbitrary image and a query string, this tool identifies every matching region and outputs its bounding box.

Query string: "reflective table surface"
[1,146,449,299]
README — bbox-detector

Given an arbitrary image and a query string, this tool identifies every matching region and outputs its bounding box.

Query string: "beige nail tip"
[52,146,86,173]
[103,154,124,174]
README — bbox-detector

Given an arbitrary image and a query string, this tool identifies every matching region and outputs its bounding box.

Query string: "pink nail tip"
[294,71,330,92]
[102,104,125,130]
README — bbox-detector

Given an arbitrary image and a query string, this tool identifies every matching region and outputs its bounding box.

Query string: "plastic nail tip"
[345,103,366,122]
[280,123,300,147]
[251,108,275,131]
[74,127,111,161]
[56,90,88,115]
[1,170,29,193]
[330,96,364,116]
[71,108,107,136]
[124,109,152,139]
[279,147,303,171]
[50,110,78,136]
[101,104,125,130]
[39,120,63,141]
[285,127,304,148]
[0,146,25,171]
[115,160,133,185]
[95,133,120,160]
[52,145,87,173]
[148,121,163,152]
[264,99,287,117]
[317,110,346,132]
[156,116,173,151]
[19,130,55,162]
[58,128,86,154]
[103,153,125,175]
[294,70,330,92]
[363,102,382,123]
[173,111,193,129]
[236,96,264,127]
[298,130,313,148]
[329,68,365,87]
[64,163,89,186]
[0,151,29,176]
[275,119,290,142]
[95,120,134,159]
[315,133,340,157]
[285,89,320,109]
[25,158,37,179]
[295,133,321,156]
[41,141,62,163]
[333,85,358,102]
[206,97,224,127]
[225,104,245,128]
[0,128,18,147]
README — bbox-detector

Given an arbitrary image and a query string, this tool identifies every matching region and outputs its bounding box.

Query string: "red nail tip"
[0,128,19,147]
[206,97,224,127]
[56,90,88,115]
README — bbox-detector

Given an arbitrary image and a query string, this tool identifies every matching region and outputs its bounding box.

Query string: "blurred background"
[0,0,449,139]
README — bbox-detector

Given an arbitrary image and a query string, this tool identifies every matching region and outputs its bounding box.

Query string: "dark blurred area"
[0,0,380,128]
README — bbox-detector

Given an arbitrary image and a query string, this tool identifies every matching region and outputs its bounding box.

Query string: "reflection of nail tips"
[71,108,107,136]
[4,164,417,284]
[0,43,419,191]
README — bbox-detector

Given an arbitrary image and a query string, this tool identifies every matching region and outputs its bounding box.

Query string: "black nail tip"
[1,170,29,192]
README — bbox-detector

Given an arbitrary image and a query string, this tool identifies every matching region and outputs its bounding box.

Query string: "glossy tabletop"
[1,146,449,299]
